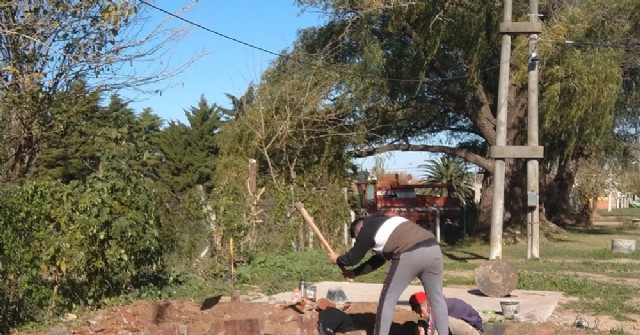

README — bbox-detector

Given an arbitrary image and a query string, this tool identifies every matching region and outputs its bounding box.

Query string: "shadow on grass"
[546,235,576,243]
[564,226,618,235]
[442,250,487,262]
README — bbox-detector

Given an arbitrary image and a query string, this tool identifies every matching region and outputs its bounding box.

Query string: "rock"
[474,259,518,298]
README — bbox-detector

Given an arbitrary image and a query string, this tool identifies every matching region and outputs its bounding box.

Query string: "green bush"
[0,172,178,331]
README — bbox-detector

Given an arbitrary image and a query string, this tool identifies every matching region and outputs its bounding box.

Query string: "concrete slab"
[253,281,562,323]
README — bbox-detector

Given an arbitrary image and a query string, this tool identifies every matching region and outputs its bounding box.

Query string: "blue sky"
[127,1,322,122]
[125,0,433,176]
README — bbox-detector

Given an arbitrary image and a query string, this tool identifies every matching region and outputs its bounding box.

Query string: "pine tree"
[155,95,224,193]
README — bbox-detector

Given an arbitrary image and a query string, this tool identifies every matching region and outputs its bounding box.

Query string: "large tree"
[286,0,639,230]
[0,0,198,182]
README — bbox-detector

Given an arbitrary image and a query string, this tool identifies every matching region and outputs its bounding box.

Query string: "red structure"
[353,179,465,240]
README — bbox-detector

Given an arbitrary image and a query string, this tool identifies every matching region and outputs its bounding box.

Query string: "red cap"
[409,292,428,310]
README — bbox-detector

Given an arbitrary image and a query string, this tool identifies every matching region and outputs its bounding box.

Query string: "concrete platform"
[253,281,562,323]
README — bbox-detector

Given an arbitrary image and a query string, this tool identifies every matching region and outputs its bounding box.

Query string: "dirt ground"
[14,294,639,335]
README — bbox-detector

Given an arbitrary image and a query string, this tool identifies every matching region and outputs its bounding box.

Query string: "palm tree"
[419,156,474,203]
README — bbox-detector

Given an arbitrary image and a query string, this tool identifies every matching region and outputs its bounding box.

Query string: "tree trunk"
[542,163,591,227]
[476,172,494,234]
[476,159,522,236]
[504,159,527,228]
[3,110,40,183]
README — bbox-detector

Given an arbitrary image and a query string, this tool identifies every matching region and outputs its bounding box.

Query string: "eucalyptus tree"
[290,0,639,230]
[0,0,198,183]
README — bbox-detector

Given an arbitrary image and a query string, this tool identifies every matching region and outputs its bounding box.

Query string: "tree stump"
[218,319,264,335]
[474,259,518,297]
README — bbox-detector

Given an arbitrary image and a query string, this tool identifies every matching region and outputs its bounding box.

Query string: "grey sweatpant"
[375,242,449,335]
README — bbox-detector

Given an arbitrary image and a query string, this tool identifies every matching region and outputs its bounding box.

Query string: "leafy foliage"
[2,0,640,332]
[0,0,196,182]
[218,55,356,189]
[0,173,176,332]
[155,96,225,193]
[213,54,357,253]
[419,156,475,203]
[286,0,640,228]
[31,90,163,183]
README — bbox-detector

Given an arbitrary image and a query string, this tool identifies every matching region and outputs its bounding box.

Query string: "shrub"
[0,172,177,331]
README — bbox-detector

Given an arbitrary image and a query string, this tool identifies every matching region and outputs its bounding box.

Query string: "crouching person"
[318,306,356,335]
[409,292,484,335]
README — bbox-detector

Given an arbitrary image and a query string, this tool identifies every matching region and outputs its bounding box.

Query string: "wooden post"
[248,159,257,195]
[196,184,220,253]
[343,187,350,247]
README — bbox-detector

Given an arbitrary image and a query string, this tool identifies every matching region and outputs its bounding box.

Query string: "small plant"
[620,219,639,230]
[485,316,505,324]
[609,327,632,335]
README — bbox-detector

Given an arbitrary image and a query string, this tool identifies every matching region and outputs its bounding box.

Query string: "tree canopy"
[1,0,639,330]
[276,0,640,228]
[0,0,198,182]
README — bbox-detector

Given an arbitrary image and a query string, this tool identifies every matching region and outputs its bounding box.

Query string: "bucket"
[500,301,521,319]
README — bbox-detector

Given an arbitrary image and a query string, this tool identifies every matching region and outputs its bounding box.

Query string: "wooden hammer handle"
[294,202,335,254]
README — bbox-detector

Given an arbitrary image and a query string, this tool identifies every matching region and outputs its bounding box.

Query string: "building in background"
[353,173,466,242]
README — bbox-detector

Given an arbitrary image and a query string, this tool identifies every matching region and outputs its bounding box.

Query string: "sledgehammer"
[290,202,351,279]
[292,202,336,254]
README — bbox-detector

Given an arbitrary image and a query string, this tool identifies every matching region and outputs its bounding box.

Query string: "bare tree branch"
[350,143,494,172]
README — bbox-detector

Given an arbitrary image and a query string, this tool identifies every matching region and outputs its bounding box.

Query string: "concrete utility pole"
[488,0,513,260]
[526,0,541,259]
[490,0,543,260]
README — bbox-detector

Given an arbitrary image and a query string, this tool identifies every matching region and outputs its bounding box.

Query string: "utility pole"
[489,0,513,260]
[526,0,541,259]
[490,0,543,260]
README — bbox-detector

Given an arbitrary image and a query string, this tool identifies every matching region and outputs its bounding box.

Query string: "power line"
[137,0,284,58]
[139,1,640,88]
[137,0,504,84]
[541,39,640,50]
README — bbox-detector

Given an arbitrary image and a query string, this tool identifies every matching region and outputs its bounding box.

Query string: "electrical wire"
[137,0,504,84]
[138,0,283,58]
[137,2,639,92]
[541,39,640,50]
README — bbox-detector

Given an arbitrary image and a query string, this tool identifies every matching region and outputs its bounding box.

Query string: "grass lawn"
[228,216,640,322]
[440,220,640,321]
